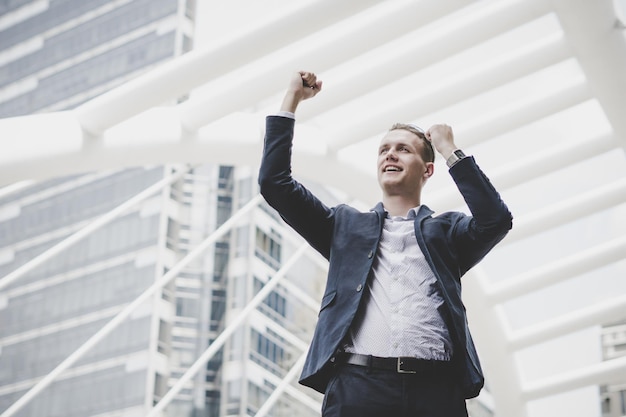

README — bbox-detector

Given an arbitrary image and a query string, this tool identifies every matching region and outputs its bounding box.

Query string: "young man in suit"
[259,71,512,417]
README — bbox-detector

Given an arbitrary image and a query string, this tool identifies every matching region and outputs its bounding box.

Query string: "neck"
[382,194,421,217]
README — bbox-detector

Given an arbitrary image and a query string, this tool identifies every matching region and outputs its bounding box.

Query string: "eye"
[379,147,388,155]
[399,146,409,152]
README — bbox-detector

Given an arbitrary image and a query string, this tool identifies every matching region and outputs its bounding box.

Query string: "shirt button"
[356,284,363,292]
[367,250,373,259]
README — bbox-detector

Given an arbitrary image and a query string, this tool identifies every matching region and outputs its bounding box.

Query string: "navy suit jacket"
[258,116,513,398]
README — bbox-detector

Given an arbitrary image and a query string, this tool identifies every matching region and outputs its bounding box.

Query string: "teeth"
[385,167,400,172]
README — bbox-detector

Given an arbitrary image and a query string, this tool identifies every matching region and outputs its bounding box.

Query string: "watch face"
[454,150,465,158]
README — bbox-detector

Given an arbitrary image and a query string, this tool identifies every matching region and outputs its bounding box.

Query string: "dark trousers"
[322,363,468,417]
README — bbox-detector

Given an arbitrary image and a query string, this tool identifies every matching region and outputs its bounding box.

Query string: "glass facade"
[601,321,626,417]
[0,166,166,416]
[0,0,188,117]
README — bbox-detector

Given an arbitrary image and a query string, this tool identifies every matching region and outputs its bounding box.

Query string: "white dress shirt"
[344,208,453,361]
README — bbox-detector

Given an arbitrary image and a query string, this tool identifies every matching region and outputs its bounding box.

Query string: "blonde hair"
[389,123,435,162]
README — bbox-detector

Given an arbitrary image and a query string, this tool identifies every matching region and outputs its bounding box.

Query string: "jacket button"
[367,250,373,259]
[356,284,363,292]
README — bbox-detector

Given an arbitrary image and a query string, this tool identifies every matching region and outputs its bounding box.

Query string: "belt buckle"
[396,357,416,374]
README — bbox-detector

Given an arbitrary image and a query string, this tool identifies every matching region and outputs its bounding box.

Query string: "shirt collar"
[384,206,421,221]
[371,202,434,220]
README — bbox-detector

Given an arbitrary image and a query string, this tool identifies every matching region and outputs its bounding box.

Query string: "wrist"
[446,149,466,168]
[438,144,458,160]
[280,91,303,113]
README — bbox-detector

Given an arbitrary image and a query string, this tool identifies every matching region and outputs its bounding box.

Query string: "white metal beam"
[0,110,259,185]
[297,0,550,123]
[0,111,83,168]
[464,270,526,417]
[458,81,591,147]
[508,294,626,350]
[551,0,626,148]
[486,237,626,304]
[522,355,626,400]
[72,0,382,136]
[482,134,619,192]
[428,131,620,211]
[504,178,626,244]
[178,0,478,132]
[327,32,571,151]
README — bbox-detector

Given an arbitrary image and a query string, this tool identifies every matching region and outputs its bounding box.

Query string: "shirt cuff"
[274,111,295,119]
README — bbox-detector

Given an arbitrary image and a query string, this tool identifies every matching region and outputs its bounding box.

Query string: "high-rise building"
[0,0,196,117]
[601,321,626,417]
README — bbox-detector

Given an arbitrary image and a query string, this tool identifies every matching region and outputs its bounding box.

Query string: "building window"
[254,277,286,318]
[229,274,246,309]
[157,319,171,355]
[237,176,253,207]
[154,373,168,400]
[210,289,226,331]
[176,297,199,318]
[218,166,234,191]
[247,381,270,414]
[235,225,249,258]
[255,227,281,268]
[216,195,232,226]
[185,0,196,19]
[250,328,286,374]
[213,240,230,282]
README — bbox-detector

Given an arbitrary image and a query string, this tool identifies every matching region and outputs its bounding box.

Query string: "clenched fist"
[281,71,323,113]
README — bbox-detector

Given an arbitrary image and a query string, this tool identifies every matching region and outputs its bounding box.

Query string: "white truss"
[1,0,626,416]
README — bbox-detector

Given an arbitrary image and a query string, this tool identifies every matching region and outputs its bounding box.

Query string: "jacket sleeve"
[448,156,513,274]
[258,115,334,259]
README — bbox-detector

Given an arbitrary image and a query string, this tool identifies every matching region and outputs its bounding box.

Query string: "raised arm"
[427,124,513,273]
[258,71,334,259]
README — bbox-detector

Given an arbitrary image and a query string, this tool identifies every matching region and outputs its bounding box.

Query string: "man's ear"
[424,162,435,179]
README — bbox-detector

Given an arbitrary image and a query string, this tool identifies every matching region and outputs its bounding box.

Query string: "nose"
[385,149,398,161]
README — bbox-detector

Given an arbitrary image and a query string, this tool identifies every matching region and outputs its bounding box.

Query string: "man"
[259,71,513,417]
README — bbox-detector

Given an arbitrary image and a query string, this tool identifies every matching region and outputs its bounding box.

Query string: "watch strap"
[446,149,466,168]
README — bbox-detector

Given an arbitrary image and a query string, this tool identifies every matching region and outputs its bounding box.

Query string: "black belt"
[338,353,453,375]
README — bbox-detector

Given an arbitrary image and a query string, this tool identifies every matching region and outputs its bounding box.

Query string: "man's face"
[377,129,433,196]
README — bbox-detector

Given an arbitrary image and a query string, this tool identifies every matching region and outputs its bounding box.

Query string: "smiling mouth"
[384,166,402,172]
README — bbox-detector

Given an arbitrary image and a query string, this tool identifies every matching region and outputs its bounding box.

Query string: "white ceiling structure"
[1,0,626,416]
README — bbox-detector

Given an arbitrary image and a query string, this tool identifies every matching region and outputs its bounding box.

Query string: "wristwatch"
[446,149,466,168]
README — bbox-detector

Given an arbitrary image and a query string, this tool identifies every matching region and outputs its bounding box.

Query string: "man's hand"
[280,71,323,113]
[425,124,457,160]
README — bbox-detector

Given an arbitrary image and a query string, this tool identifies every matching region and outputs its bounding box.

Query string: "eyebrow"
[379,141,416,151]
